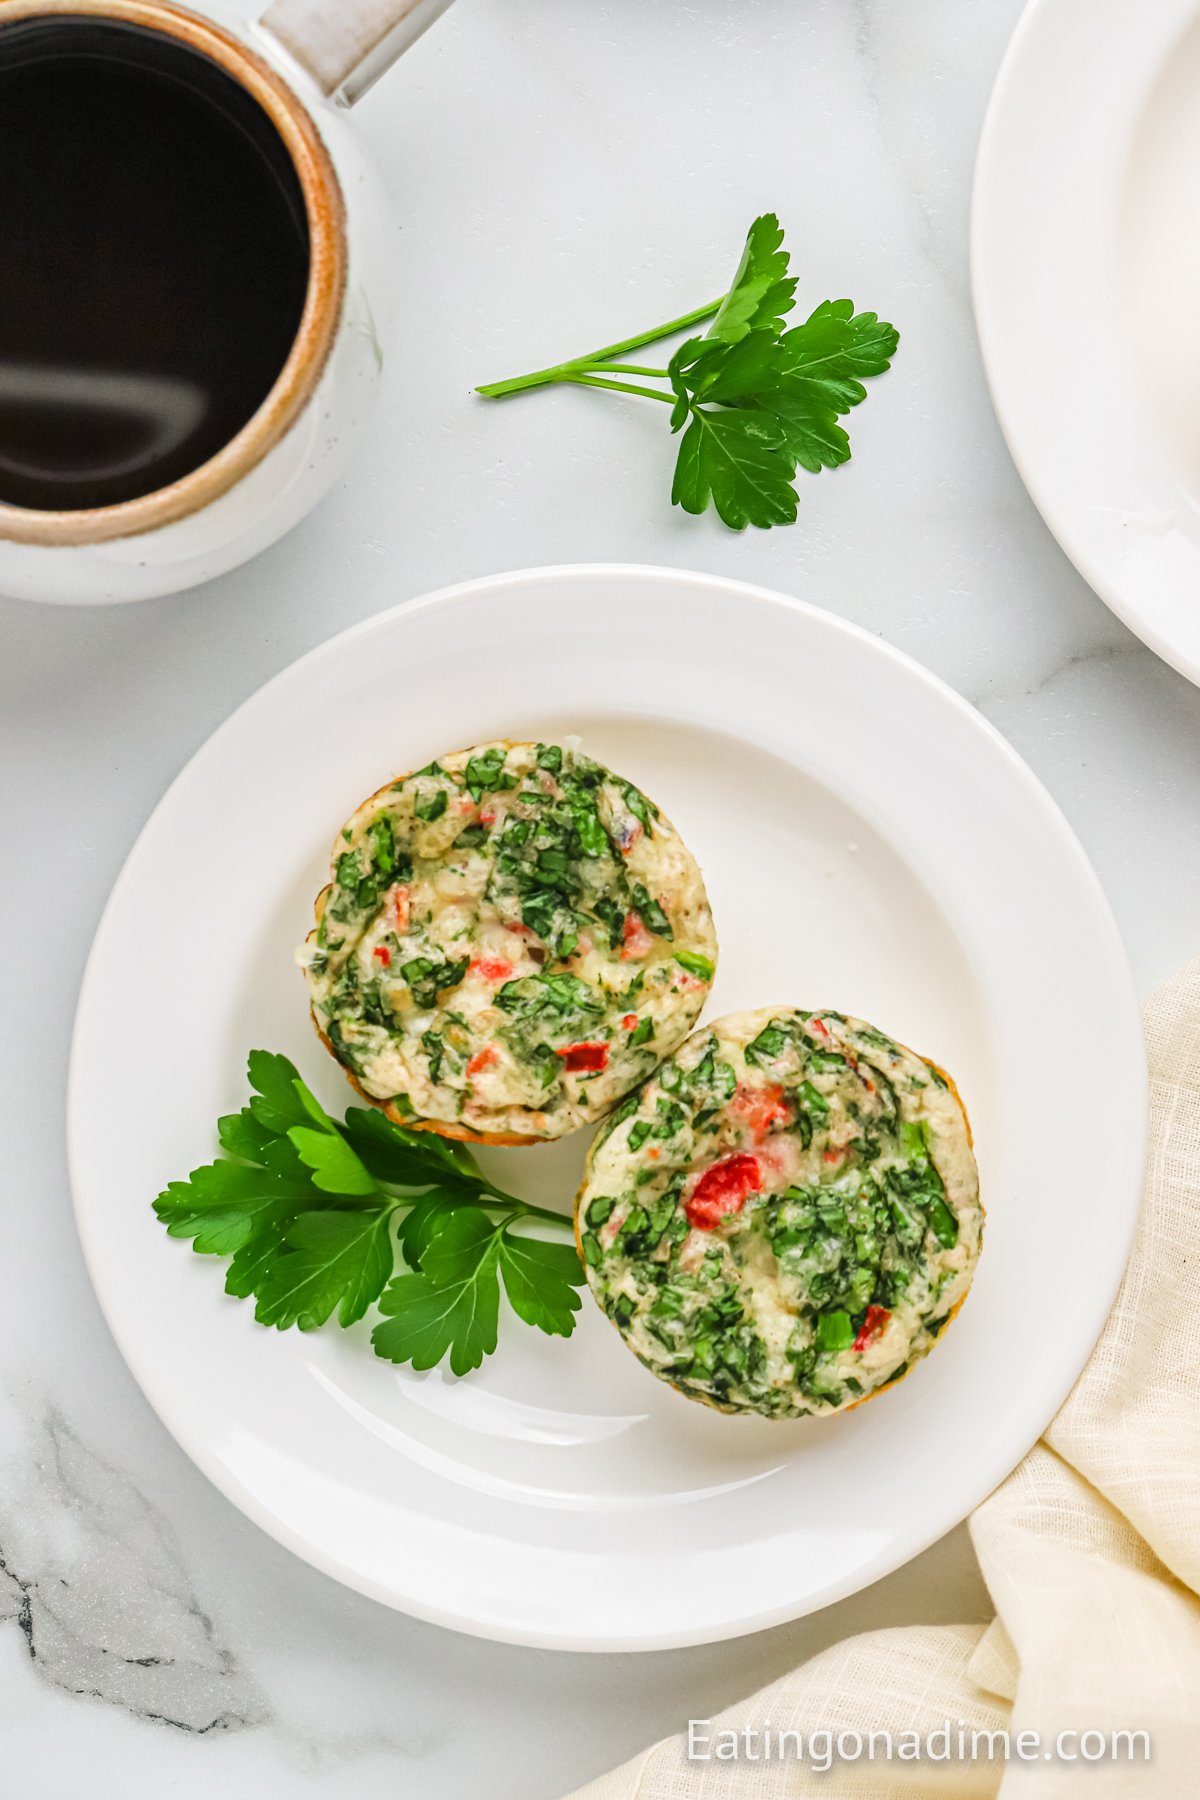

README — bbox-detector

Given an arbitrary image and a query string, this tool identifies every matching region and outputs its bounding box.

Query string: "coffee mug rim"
[0,0,347,549]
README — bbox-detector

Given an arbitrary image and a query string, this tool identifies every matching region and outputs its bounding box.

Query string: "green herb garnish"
[154,1052,584,1376]
[477,214,897,530]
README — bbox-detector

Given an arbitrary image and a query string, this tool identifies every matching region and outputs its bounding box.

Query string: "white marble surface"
[3,0,1196,1792]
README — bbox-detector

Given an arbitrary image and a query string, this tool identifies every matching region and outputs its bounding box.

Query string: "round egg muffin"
[302,740,718,1143]
[576,1008,982,1417]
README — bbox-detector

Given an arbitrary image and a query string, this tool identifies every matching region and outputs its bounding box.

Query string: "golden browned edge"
[305,742,718,1149]
[0,0,346,547]
[573,1027,984,1420]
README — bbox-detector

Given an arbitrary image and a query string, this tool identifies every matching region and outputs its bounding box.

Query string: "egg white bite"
[576,1008,982,1418]
[302,740,718,1143]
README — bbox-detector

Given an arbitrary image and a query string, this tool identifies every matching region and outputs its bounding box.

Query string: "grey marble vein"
[0,1404,269,1734]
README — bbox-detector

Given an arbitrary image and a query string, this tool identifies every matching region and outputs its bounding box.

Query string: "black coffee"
[0,17,310,511]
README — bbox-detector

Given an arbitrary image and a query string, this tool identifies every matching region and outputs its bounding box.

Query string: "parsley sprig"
[154,1052,584,1375]
[476,214,898,530]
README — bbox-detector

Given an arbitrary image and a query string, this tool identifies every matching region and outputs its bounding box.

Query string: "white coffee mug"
[0,0,453,605]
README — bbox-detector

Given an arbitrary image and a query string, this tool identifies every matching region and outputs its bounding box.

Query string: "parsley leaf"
[154,1051,584,1377]
[499,1231,585,1337]
[246,1049,312,1135]
[373,1207,503,1376]
[255,1209,395,1330]
[419,1205,500,1284]
[671,405,797,531]
[745,388,850,474]
[395,1184,481,1269]
[373,1213,587,1372]
[154,1159,311,1256]
[706,212,797,345]
[288,1125,378,1196]
[342,1104,481,1184]
[774,301,899,412]
[216,1107,276,1162]
[225,1232,286,1300]
[477,214,896,531]
[371,1272,500,1376]
[679,328,780,404]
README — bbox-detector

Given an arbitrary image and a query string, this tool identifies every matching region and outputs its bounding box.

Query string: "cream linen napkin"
[566,962,1200,1797]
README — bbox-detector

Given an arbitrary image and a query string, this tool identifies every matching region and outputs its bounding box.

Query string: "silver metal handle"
[259,0,455,105]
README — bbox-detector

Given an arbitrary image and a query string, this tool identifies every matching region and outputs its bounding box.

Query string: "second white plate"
[974,0,1200,685]
[70,565,1145,1648]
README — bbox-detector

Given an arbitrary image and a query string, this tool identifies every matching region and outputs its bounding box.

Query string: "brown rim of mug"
[0,0,347,548]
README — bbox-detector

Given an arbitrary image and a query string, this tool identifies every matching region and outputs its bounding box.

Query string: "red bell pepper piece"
[557,1041,609,1073]
[685,1154,763,1230]
[853,1305,891,1351]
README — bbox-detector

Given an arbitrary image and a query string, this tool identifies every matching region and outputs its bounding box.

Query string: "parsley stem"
[377,1179,573,1234]
[475,298,722,399]
[484,1191,574,1230]
[581,299,724,362]
[561,373,675,404]
[517,1204,575,1231]
[377,1180,572,1232]
[586,362,670,378]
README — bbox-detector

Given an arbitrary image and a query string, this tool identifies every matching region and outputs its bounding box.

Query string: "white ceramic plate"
[973,0,1200,685]
[70,566,1145,1650]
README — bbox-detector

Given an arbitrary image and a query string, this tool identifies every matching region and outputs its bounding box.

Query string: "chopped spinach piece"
[464,747,515,799]
[815,1310,854,1353]
[496,972,605,1024]
[360,982,395,1028]
[326,1019,361,1075]
[414,787,448,823]
[594,1089,642,1146]
[653,1098,686,1139]
[927,1197,959,1247]
[592,896,626,948]
[619,781,657,828]
[400,955,469,1008]
[328,848,390,921]
[369,814,396,873]
[797,1079,829,1117]
[630,883,672,939]
[335,849,361,889]
[422,1030,444,1084]
[745,1023,789,1067]
[572,800,608,858]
